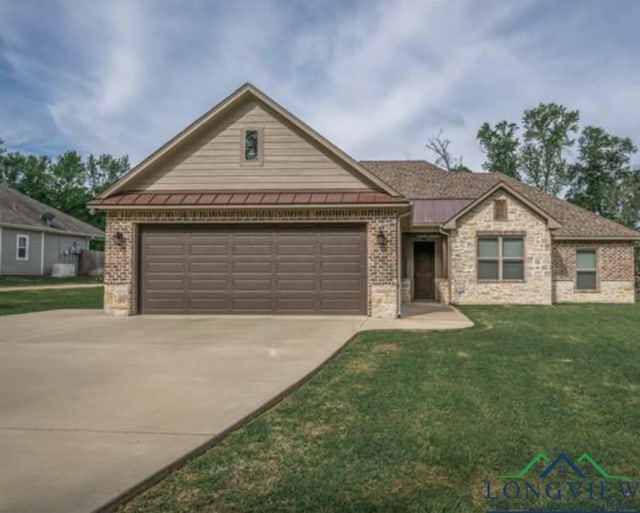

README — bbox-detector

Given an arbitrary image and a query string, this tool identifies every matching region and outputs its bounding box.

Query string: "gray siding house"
[0,185,104,276]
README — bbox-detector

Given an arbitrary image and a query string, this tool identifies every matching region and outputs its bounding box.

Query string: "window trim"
[240,127,264,166]
[575,247,599,292]
[477,235,525,282]
[16,234,29,261]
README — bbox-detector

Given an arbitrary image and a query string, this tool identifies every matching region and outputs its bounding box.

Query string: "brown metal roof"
[413,199,473,224]
[88,191,409,208]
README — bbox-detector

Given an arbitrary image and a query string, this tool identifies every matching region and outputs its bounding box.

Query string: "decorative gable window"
[244,130,260,162]
[576,249,597,290]
[494,199,508,221]
[477,236,524,281]
[16,234,29,260]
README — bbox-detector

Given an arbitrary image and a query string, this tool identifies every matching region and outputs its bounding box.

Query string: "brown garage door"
[139,224,367,315]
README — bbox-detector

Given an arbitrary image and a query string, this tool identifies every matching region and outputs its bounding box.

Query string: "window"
[244,129,259,161]
[16,234,29,260]
[576,249,597,290]
[494,199,508,221]
[478,236,524,281]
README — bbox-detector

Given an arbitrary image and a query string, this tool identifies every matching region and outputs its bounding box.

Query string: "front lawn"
[122,302,640,513]
[0,287,103,315]
[0,275,102,288]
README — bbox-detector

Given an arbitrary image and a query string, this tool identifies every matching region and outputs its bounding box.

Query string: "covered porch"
[400,231,450,304]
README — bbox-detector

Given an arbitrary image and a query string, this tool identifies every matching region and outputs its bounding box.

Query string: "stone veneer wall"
[449,191,553,305]
[104,208,402,318]
[435,278,450,304]
[552,240,635,303]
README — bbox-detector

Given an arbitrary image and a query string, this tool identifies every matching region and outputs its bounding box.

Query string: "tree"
[425,130,469,172]
[477,121,519,178]
[567,126,638,223]
[0,141,130,230]
[519,103,579,195]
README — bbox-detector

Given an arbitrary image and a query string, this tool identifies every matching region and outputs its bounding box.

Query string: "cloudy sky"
[1,0,639,170]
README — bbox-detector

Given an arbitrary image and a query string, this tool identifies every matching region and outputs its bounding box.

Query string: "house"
[89,83,639,317]
[0,185,104,276]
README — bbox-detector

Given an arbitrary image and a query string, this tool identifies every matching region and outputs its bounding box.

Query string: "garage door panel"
[140,224,366,314]
[189,264,229,275]
[232,278,271,291]
[147,262,184,273]
[277,261,315,273]
[322,262,360,273]
[277,279,315,291]
[189,279,228,290]
[275,299,316,312]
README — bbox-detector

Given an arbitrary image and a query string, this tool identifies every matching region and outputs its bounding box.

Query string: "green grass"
[121,302,640,513]
[0,275,102,288]
[0,287,103,315]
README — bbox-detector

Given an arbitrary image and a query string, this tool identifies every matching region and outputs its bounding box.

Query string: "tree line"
[0,139,130,231]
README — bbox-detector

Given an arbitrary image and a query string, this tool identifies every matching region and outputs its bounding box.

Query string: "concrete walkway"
[0,283,103,292]
[0,306,471,513]
[363,302,474,330]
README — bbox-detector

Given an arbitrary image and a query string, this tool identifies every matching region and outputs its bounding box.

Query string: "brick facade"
[448,191,553,305]
[104,207,403,318]
[552,240,635,303]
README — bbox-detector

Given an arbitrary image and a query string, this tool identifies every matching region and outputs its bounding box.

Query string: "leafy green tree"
[567,126,638,223]
[0,151,52,202]
[477,121,519,178]
[520,103,579,195]
[0,139,129,230]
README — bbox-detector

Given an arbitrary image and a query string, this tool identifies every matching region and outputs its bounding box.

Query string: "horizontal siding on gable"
[129,102,374,192]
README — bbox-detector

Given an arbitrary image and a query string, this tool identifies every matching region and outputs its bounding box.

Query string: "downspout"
[0,226,3,274]
[40,232,45,276]
[397,208,412,317]
[438,226,451,304]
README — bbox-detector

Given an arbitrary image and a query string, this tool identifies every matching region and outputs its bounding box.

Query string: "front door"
[414,241,435,300]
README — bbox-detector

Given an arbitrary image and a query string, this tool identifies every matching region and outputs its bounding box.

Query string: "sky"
[1,0,639,170]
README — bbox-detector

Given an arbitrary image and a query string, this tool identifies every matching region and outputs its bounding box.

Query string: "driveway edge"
[92,322,366,513]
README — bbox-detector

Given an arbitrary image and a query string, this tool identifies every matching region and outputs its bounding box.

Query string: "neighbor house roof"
[88,190,408,208]
[0,185,104,238]
[362,160,640,239]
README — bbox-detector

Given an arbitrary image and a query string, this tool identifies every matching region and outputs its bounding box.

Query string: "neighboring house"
[89,83,640,318]
[0,185,104,276]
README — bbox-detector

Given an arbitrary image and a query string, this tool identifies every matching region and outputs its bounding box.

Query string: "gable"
[126,101,375,192]
[104,84,398,197]
[443,183,561,230]
[454,189,550,232]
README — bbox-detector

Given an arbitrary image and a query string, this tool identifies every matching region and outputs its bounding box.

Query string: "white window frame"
[575,248,598,291]
[16,234,29,261]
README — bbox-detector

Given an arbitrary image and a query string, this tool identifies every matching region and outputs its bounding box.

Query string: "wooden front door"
[414,241,435,300]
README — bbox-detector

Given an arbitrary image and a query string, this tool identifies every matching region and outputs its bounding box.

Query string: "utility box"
[52,263,76,278]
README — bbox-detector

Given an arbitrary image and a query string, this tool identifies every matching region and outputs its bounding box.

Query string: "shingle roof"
[361,160,640,239]
[88,190,409,208]
[0,185,104,238]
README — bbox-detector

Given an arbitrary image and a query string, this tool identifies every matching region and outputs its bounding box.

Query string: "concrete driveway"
[0,310,366,513]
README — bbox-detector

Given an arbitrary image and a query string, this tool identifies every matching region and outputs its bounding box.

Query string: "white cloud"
[1,0,640,169]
